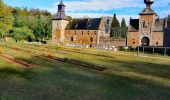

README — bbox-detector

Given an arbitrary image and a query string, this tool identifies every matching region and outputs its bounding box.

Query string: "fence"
[126,46,170,56]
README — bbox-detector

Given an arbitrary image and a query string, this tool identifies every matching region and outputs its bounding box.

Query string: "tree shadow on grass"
[1,56,170,100]
[101,57,170,79]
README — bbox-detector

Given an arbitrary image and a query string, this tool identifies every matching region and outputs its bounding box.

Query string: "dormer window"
[75,23,78,28]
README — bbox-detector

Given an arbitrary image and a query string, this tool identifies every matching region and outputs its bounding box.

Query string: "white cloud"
[42,0,170,24]
[55,0,143,12]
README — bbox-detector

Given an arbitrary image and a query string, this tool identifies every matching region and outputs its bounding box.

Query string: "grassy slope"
[0,42,170,100]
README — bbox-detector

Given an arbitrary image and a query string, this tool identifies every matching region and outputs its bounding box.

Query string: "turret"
[53,1,67,20]
[144,0,154,8]
[52,1,69,45]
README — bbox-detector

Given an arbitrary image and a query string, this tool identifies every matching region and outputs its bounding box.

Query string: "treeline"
[110,14,127,38]
[0,0,52,42]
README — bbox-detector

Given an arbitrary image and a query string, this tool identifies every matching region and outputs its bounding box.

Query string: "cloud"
[62,0,142,12]
[42,0,170,24]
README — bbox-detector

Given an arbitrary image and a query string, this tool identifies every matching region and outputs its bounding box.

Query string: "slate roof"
[52,1,67,20]
[128,19,139,32]
[66,18,101,30]
[52,12,67,20]
[139,8,155,15]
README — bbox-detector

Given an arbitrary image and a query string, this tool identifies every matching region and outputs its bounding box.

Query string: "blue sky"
[3,0,170,23]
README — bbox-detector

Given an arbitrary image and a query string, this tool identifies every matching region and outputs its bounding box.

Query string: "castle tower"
[52,1,69,45]
[139,0,156,46]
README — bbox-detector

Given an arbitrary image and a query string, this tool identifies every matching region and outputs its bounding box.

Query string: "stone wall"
[151,31,163,46]
[99,37,126,47]
[127,31,139,47]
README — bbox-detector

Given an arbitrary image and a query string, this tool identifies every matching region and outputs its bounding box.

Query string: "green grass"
[0,42,170,100]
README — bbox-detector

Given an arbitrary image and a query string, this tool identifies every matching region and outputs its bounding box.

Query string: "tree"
[0,0,13,41]
[11,27,35,42]
[111,14,120,28]
[1,0,52,42]
[110,14,120,37]
[67,16,73,21]
[121,18,127,38]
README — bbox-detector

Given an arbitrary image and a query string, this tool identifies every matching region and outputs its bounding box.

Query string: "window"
[88,31,90,35]
[94,31,97,35]
[75,31,76,35]
[90,37,93,42]
[156,42,158,46]
[82,31,84,35]
[71,37,74,42]
[143,20,148,28]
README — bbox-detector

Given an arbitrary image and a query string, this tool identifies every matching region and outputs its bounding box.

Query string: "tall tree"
[0,0,13,41]
[110,14,120,37]
[111,14,120,28]
[121,18,127,38]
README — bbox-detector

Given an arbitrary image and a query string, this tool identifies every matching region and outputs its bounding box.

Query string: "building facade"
[127,0,169,47]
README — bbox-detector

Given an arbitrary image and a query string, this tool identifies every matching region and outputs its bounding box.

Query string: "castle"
[127,0,170,47]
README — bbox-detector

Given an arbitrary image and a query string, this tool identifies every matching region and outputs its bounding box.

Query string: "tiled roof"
[66,18,101,30]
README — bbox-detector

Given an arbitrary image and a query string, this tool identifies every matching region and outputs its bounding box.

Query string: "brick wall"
[127,31,139,47]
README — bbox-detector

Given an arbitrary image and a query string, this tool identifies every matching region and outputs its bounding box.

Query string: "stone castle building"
[52,1,106,47]
[128,0,170,47]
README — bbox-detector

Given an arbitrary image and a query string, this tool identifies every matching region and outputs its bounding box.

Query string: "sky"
[3,0,170,23]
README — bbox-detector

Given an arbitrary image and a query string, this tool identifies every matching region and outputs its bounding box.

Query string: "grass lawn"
[0,42,170,100]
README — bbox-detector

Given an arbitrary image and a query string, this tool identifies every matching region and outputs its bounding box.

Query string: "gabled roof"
[66,18,101,30]
[128,19,139,32]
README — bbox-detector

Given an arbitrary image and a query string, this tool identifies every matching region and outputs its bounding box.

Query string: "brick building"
[127,0,170,47]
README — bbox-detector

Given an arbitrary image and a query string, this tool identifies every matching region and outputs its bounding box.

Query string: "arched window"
[90,37,93,42]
